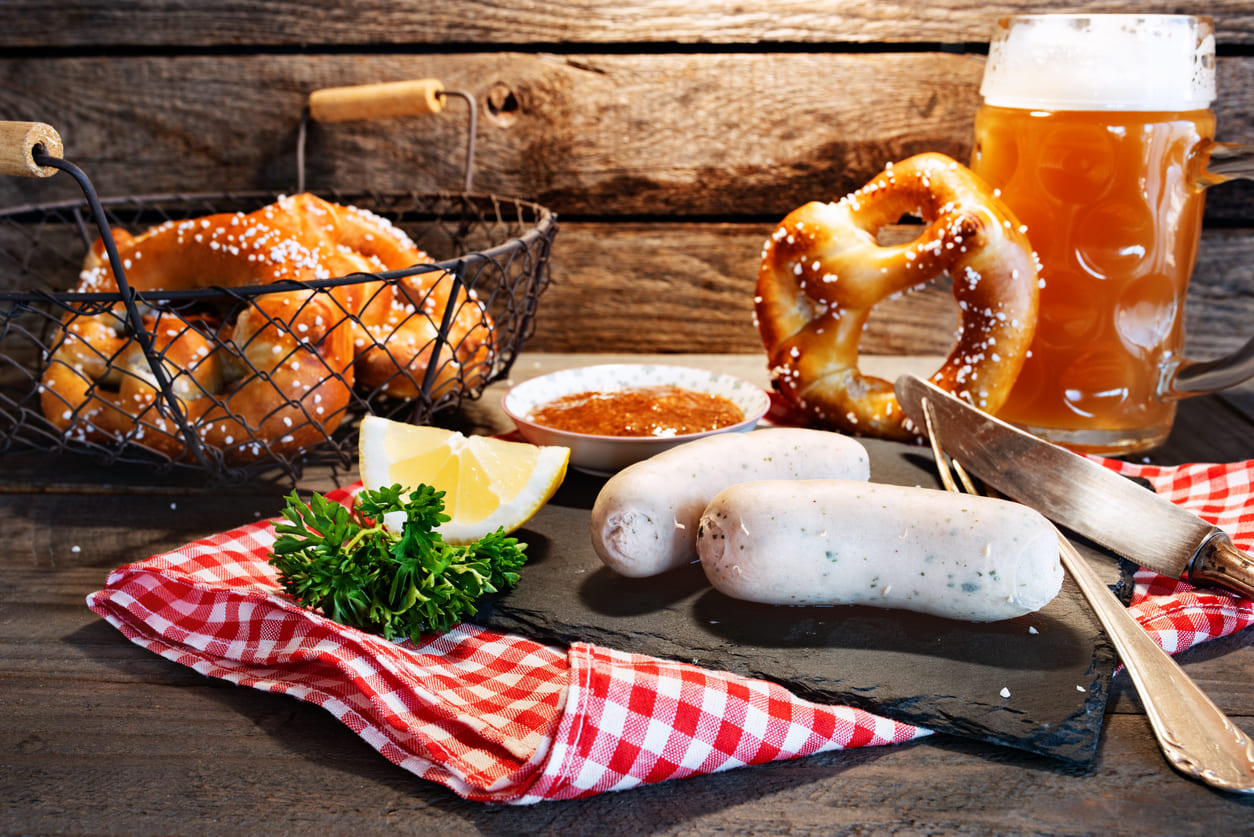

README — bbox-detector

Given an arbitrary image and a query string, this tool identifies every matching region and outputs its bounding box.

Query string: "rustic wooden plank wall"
[2,1,1252,370]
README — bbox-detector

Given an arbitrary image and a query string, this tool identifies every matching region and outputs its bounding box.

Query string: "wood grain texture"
[2,51,1251,222]
[0,51,987,212]
[4,609,1254,835]
[530,222,1254,360]
[4,0,1254,47]
[3,556,1254,835]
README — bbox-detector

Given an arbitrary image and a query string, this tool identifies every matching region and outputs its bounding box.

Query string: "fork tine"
[920,397,961,493]
[950,455,982,496]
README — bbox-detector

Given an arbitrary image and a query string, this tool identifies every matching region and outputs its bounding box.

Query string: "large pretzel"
[755,153,1040,439]
[41,195,496,461]
[40,211,357,462]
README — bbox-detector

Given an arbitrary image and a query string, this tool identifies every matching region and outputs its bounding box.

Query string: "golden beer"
[972,14,1220,453]
[972,106,1214,451]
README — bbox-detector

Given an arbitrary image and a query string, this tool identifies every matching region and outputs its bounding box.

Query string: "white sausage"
[696,479,1062,622]
[591,428,870,578]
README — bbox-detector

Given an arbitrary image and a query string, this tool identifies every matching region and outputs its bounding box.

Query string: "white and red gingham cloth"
[1098,457,1254,652]
[87,457,1254,804]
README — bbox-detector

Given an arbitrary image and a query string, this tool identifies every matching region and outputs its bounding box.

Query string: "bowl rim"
[501,363,771,444]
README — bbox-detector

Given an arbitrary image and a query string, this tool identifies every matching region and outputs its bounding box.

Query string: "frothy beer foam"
[980,14,1215,111]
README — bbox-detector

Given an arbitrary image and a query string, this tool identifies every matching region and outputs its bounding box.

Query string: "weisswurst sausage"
[591,428,869,577]
[696,479,1062,621]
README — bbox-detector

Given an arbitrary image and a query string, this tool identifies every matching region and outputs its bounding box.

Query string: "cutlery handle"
[1058,533,1254,793]
[1188,533,1254,600]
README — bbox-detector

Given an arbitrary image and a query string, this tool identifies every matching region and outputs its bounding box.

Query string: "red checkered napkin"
[86,457,1254,804]
[1096,457,1254,653]
[85,486,926,804]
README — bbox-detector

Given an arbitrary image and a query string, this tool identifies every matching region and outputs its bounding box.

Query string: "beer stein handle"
[1169,141,1254,396]
[1171,337,1254,395]
[1205,142,1254,182]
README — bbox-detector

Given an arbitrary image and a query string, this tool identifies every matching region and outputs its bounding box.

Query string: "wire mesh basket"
[0,81,557,483]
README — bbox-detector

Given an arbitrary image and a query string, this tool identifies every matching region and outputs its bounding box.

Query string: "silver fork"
[921,397,1254,794]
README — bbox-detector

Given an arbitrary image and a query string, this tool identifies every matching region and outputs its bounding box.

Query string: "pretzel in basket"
[39,194,494,461]
[40,212,357,461]
[259,193,494,399]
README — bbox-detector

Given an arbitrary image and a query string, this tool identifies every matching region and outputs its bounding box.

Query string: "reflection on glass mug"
[971,14,1254,454]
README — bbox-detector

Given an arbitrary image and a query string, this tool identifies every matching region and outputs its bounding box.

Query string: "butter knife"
[894,375,1254,600]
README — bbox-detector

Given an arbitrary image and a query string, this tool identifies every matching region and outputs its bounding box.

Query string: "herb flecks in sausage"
[696,479,1062,622]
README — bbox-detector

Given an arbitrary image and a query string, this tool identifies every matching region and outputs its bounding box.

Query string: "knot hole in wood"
[486,83,520,126]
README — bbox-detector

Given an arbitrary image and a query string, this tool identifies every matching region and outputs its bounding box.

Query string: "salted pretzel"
[755,152,1040,439]
[258,193,495,398]
[40,211,357,462]
[42,194,499,461]
[355,270,494,400]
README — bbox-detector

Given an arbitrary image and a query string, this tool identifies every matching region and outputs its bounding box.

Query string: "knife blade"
[893,374,1254,600]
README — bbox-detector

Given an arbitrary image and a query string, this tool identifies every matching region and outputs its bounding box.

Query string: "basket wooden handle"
[308,79,447,123]
[0,121,64,178]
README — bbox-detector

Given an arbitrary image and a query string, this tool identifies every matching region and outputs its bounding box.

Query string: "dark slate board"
[472,437,1132,765]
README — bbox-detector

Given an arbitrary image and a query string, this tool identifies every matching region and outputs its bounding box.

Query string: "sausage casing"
[696,479,1063,621]
[591,428,870,577]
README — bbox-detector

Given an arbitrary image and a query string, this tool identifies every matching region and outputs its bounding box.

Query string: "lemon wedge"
[358,415,569,544]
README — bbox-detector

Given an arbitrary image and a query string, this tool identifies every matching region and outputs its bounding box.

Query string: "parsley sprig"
[268,483,527,641]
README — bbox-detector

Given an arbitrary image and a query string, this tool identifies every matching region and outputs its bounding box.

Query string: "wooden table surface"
[4,1,1254,832]
[3,352,1254,836]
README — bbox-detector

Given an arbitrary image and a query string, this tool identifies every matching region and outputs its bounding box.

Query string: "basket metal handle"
[0,121,65,178]
[1,119,216,469]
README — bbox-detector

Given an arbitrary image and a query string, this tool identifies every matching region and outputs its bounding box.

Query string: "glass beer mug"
[971,14,1254,454]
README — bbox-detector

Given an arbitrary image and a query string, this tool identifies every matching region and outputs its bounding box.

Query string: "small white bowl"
[502,363,771,475]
